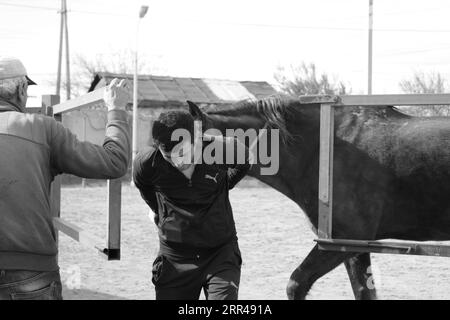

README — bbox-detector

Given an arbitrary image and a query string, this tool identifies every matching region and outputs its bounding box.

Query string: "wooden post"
[81,115,87,188]
[106,179,122,260]
[318,104,334,239]
[42,95,62,247]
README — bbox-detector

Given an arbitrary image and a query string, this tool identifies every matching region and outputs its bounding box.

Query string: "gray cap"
[0,56,36,85]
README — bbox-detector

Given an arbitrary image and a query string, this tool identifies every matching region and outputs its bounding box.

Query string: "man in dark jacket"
[133,107,251,300]
[0,57,131,300]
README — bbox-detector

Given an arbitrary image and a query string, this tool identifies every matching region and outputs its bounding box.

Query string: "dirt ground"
[59,185,450,300]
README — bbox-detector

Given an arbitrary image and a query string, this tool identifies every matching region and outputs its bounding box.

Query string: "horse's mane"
[205,94,410,146]
[205,94,297,144]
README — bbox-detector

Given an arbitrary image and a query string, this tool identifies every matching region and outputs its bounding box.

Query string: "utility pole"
[56,0,64,96]
[64,0,71,100]
[56,0,70,100]
[368,0,374,95]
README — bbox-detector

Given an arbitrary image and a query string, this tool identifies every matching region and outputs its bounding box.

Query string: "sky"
[2,0,450,106]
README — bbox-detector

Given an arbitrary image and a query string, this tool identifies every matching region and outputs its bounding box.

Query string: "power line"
[324,7,449,22]
[378,45,450,57]
[3,1,450,33]
[0,2,57,11]
[69,9,132,17]
[1,1,443,20]
[147,18,450,33]
[0,1,130,16]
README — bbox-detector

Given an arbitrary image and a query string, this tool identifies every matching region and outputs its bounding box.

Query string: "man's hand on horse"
[104,78,132,111]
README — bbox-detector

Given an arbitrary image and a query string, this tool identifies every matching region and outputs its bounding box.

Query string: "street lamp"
[368,0,373,95]
[132,5,148,185]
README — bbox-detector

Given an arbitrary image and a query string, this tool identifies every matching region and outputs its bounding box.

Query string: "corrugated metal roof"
[89,73,277,107]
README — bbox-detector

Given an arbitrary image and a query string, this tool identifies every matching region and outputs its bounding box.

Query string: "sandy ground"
[58,185,450,300]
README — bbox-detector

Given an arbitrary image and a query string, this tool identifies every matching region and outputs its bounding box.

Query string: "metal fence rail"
[313,93,450,257]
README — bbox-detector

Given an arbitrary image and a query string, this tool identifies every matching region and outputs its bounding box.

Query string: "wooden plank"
[106,179,122,260]
[43,94,123,261]
[50,175,62,223]
[298,95,340,104]
[52,88,105,115]
[318,104,334,239]
[316,239,450,257]
[53,218,107,256]
[338,93,450,106]
[42,95,62,227]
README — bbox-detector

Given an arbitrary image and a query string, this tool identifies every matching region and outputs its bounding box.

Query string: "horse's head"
[185,97,303,177]
[186,99,277,136]
[186,100,216,131]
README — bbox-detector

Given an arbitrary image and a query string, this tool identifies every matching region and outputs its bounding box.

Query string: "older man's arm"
[48,79,131,179]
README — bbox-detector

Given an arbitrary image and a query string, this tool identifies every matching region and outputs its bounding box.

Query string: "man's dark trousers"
[152,241,242,300]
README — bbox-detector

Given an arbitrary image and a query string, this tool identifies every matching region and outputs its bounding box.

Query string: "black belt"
[159,236,237,260]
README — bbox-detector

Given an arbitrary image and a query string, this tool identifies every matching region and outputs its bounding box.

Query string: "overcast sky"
[2,0,450,105]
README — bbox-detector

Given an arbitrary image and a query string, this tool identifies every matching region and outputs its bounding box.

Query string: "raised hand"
[104,78,132,111]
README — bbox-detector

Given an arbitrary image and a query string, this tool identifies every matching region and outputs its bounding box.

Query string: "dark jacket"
[0,99,130,271]
[133,136,250,250]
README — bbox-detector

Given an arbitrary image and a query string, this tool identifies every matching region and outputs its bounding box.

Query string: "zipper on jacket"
[188,180,192,187]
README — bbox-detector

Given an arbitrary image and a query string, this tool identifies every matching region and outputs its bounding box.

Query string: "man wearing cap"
[0,57,131,300]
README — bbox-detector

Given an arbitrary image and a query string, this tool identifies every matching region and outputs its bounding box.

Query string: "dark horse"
[186,95,450,300]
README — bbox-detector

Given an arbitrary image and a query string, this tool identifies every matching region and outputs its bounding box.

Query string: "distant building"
[89,72,278,108]
[62,72,278,151]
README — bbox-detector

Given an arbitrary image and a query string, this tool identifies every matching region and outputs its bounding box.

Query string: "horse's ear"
[187,100,207,121]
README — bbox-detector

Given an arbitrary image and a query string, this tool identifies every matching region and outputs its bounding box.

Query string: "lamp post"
[131,5,149,185]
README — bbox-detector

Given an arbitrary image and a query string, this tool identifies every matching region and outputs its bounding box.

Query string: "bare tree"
[399,71,450,116]
[49,49,153,99]
[274,62,350,96]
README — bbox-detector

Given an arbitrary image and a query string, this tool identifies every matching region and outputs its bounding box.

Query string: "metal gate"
[306,93,450,257]
[29,88,122,260]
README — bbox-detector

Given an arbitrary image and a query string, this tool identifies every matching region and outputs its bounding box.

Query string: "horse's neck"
[209,112,319,208]
[247,140,320,209]
[247,165,298,201]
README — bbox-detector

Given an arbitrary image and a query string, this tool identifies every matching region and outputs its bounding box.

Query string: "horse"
[185,95,450,300]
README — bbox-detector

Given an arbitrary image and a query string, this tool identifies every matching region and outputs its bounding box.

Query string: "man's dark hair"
[152,109,195,152]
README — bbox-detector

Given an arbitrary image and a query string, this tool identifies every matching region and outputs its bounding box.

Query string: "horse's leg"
[286,244,353,300]
[344,253,377,300]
